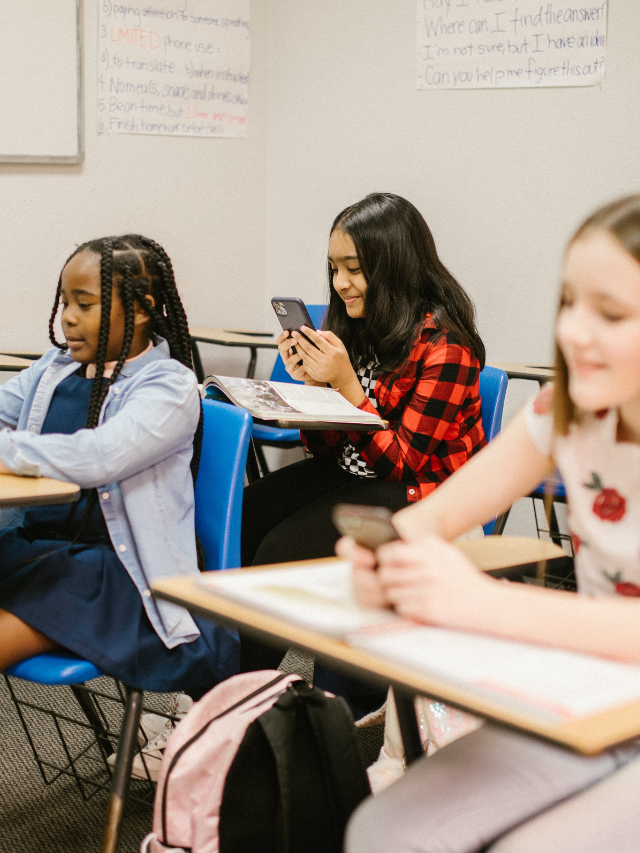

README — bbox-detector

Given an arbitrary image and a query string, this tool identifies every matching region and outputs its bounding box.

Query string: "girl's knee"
[345,795,392,853]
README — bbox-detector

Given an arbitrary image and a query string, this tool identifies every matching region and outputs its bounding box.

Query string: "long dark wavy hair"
[50,235,203,479]
[324,193,485,372]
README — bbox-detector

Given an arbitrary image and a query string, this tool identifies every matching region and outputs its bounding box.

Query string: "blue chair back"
[195,398,252,570]
[479,365,508,443]
[269,304,328,384]
[478,365,508,534]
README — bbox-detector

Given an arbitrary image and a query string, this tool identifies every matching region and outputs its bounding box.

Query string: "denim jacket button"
[29,425,36,433]
[102,492,109,500]
[118,544,127,553]
[144,589,151,598]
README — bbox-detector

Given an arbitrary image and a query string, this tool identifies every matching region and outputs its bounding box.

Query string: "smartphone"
[271,298,317,346]
[332,504,400,550]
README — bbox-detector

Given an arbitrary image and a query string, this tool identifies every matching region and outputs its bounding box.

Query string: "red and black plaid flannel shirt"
[301,315,486,502]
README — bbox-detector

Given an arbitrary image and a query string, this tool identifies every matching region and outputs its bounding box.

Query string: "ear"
[133,293,155,328]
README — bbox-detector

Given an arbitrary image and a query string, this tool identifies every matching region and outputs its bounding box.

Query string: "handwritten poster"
[98,1,250,137]
[417,1,607,89]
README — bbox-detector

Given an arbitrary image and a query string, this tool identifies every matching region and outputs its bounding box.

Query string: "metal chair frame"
[3,398,252,853]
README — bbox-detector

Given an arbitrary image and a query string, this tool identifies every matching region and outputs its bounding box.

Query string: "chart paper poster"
[98,1,250,137]
[417,1,607,90]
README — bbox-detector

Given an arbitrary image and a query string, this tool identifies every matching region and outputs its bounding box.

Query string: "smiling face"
[328,229,368,319]
[59,249,152,365]
[557,230,640,426]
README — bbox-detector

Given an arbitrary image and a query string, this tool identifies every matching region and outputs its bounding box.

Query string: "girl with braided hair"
[0,235,238,701]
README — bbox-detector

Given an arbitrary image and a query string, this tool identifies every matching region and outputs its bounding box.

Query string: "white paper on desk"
[272,383,375,421]
[350,625,640,723]
[198,560,397,635]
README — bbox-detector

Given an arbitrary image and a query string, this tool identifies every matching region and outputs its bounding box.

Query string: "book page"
[208,376,301,415]
[350,625,640,723]
[199,560,397,635]
[200,559,640,726]
[271,382,380,421]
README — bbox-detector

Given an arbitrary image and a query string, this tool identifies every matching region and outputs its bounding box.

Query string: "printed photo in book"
[203,375,385,427]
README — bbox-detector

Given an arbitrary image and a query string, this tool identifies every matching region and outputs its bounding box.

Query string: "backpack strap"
[258,681,370,853]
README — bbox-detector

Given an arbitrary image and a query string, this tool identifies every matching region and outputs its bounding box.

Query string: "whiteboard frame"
[0,0,84,165]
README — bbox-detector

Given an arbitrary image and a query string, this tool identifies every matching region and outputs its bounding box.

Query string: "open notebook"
[198,558,640,733]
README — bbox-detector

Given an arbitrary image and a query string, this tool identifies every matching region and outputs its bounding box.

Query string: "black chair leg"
[70,684,114,760]
[394,688,423,765]
[101,686,143,853]
[491,509,510,535]
[246,439,262,483]
[254,442,271,477]
[191,341,205,384]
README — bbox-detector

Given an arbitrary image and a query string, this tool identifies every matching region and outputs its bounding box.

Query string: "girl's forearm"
[459,578,640,664]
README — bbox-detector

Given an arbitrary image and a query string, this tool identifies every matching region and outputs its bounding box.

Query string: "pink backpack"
[141,669,370,853]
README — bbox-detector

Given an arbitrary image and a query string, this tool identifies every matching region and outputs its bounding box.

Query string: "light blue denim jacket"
[0,340,201,649]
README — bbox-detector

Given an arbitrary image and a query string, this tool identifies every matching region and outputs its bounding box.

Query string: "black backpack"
[219,679,371,853]
[144,671,371,853]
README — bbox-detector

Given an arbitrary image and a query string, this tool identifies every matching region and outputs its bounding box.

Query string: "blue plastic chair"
[252,304,328,474]
[478,365,509,535]
[3,397,252,853]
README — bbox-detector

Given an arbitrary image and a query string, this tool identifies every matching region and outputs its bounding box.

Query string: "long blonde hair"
[553,194,640,435]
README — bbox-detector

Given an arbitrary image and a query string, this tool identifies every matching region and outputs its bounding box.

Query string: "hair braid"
[85,240,114,429]
[49,274,67,350]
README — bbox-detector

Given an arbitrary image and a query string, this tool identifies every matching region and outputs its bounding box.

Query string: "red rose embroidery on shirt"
[584,473,626,522]
[605,572,640,597]
[532,385,553,415]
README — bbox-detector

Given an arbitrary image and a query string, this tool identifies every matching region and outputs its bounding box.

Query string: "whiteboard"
[0,0,83,163]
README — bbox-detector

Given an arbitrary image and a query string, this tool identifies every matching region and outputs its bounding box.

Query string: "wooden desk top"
[488,362,554,383]
[190,327,278,349]
[0,354,36,371]
[153,537,640,755]
[0,473,80,507]
[0,350,44,361]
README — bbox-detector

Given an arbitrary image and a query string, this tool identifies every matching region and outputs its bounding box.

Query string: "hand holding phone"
[332,504,400,551]
[272,298,318,350]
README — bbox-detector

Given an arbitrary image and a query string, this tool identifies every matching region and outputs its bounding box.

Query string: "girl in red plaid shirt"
[240,194,486,697]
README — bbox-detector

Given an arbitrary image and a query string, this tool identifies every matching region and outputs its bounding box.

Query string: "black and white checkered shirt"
[339,361,378,478]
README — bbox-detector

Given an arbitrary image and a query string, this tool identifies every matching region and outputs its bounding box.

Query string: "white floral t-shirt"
[526,384,640,599]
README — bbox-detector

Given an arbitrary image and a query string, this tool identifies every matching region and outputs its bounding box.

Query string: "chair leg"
[491,508,510,535]
[101,686,143,853]
[246,439,262,483]
[70,684,114,760]
[542,493,564,548]
[253,441,271,477]
[191,341,205,384]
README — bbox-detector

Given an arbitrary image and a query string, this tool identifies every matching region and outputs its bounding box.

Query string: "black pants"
[240,455,408,716]
[241,455,409,567]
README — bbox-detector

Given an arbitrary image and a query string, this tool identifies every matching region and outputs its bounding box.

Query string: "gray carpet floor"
[0,675,158,853]
[0,650,384,853]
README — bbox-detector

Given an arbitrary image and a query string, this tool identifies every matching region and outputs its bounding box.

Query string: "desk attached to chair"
[151,537,640,763]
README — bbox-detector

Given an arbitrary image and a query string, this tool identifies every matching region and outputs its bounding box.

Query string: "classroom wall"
[262,0,640,400]
[0,0,269,379]
[0,2,638,530]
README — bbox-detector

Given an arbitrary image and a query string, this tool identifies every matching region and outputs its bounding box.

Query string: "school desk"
[150,537,640,764]
[488,362,554,385]
[0,350,44,360]
[0,354,37,371]
[190,326,277,382]
[0,472,80,507]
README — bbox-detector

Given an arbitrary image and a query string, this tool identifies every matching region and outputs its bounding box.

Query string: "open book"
[203,375,385,427]
[197,552,640,742]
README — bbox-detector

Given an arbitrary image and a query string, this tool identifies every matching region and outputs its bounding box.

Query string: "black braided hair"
[50,235,203,479]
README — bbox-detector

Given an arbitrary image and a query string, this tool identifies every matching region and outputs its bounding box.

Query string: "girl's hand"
[376,535,494,629]
[276,330,324,385]
[336,536,389,609]
[291,327,365,406]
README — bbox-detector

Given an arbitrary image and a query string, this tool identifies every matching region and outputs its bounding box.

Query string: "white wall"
[0,0,270,380]
[263,0,640,393]
[1,2,638,531]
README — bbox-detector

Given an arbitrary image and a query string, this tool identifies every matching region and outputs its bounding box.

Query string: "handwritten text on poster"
[417,1,607,89]
[98,1,250,137]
